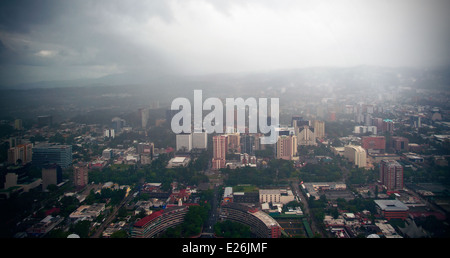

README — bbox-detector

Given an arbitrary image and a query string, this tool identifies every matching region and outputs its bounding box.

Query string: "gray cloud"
[0,0,449,86]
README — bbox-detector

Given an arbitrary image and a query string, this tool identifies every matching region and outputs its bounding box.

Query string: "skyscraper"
[212,135,228,170]
[380,160,403,191]
[313,120,325,139]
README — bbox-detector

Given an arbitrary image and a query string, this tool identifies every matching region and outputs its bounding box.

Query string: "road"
[290,179,324,237]
[201,183,220,237]
[90,189,136,238]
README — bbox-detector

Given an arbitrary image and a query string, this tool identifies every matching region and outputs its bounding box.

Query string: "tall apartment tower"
[212,135,228,170]
[276,135,298,160]
[73,164,89,188]
[8,143,33,165]
[380,160,404,191]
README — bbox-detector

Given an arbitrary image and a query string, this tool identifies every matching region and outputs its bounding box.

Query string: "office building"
[297,125,316,146]
[176,133,192,152]
[313,120,325,139]
[241,134,255,155]
[276,135,297,160]
[104,128,115,139]
[344,145,367,168]
[42,165,62,190]
[32,144,72,168]
[374,200,409,221]
[192,131,207,149]
[379,160,404,191]
[111,117,125,133]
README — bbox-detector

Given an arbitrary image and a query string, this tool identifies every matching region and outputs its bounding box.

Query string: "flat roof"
[374,200,409,211]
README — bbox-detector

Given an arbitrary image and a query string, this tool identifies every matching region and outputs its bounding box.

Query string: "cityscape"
[0,0,449,251]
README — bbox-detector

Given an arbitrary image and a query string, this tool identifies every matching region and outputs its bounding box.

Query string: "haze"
[0,0,449,86]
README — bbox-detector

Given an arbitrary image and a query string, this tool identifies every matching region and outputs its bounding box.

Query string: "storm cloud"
[0,0,449,86]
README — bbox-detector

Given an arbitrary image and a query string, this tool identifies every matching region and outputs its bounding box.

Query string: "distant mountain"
[1,65,449,91]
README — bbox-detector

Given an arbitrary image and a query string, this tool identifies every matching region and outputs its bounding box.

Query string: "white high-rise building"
[176,133,192,152]
[344,145,367,168]
[192,132,207,149]
[104,129,115,138]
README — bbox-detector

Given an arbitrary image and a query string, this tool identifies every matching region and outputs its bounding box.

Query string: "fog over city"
[1,0,449,86]
[1,0,450,244]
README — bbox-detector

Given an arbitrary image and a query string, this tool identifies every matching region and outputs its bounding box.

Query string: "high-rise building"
[313,120,325,139]
[241,134,255,155]
[176,133,192,152]
[139,108,150,128]
[344,145,367,168]
[14,119,23,130]
[73,164,89,188]
[42,164,62,190]
[382,119,394,134]
[297,125,316,146]
[226,133,241,153]
[276,135,297,160]
[32,144,72,168]
[7,143,33,165]
[192,132,207,149]
[379,160,403,191]
[111,117,125,133]
[104,128,115,139]
[212,135,228,170]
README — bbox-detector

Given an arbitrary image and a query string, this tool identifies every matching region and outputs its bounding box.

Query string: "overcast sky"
[0,0,449,86]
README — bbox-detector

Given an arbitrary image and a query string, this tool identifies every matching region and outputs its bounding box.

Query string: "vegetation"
[214,220,251,238]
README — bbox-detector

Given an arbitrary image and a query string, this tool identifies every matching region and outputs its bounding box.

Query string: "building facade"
[32,144,72,168]
[212,135,228,170]
[131,206,189,238]
[276,135,297,160]
[176,133,192,152]
[379,159,404,191]
[344,145,367,168]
